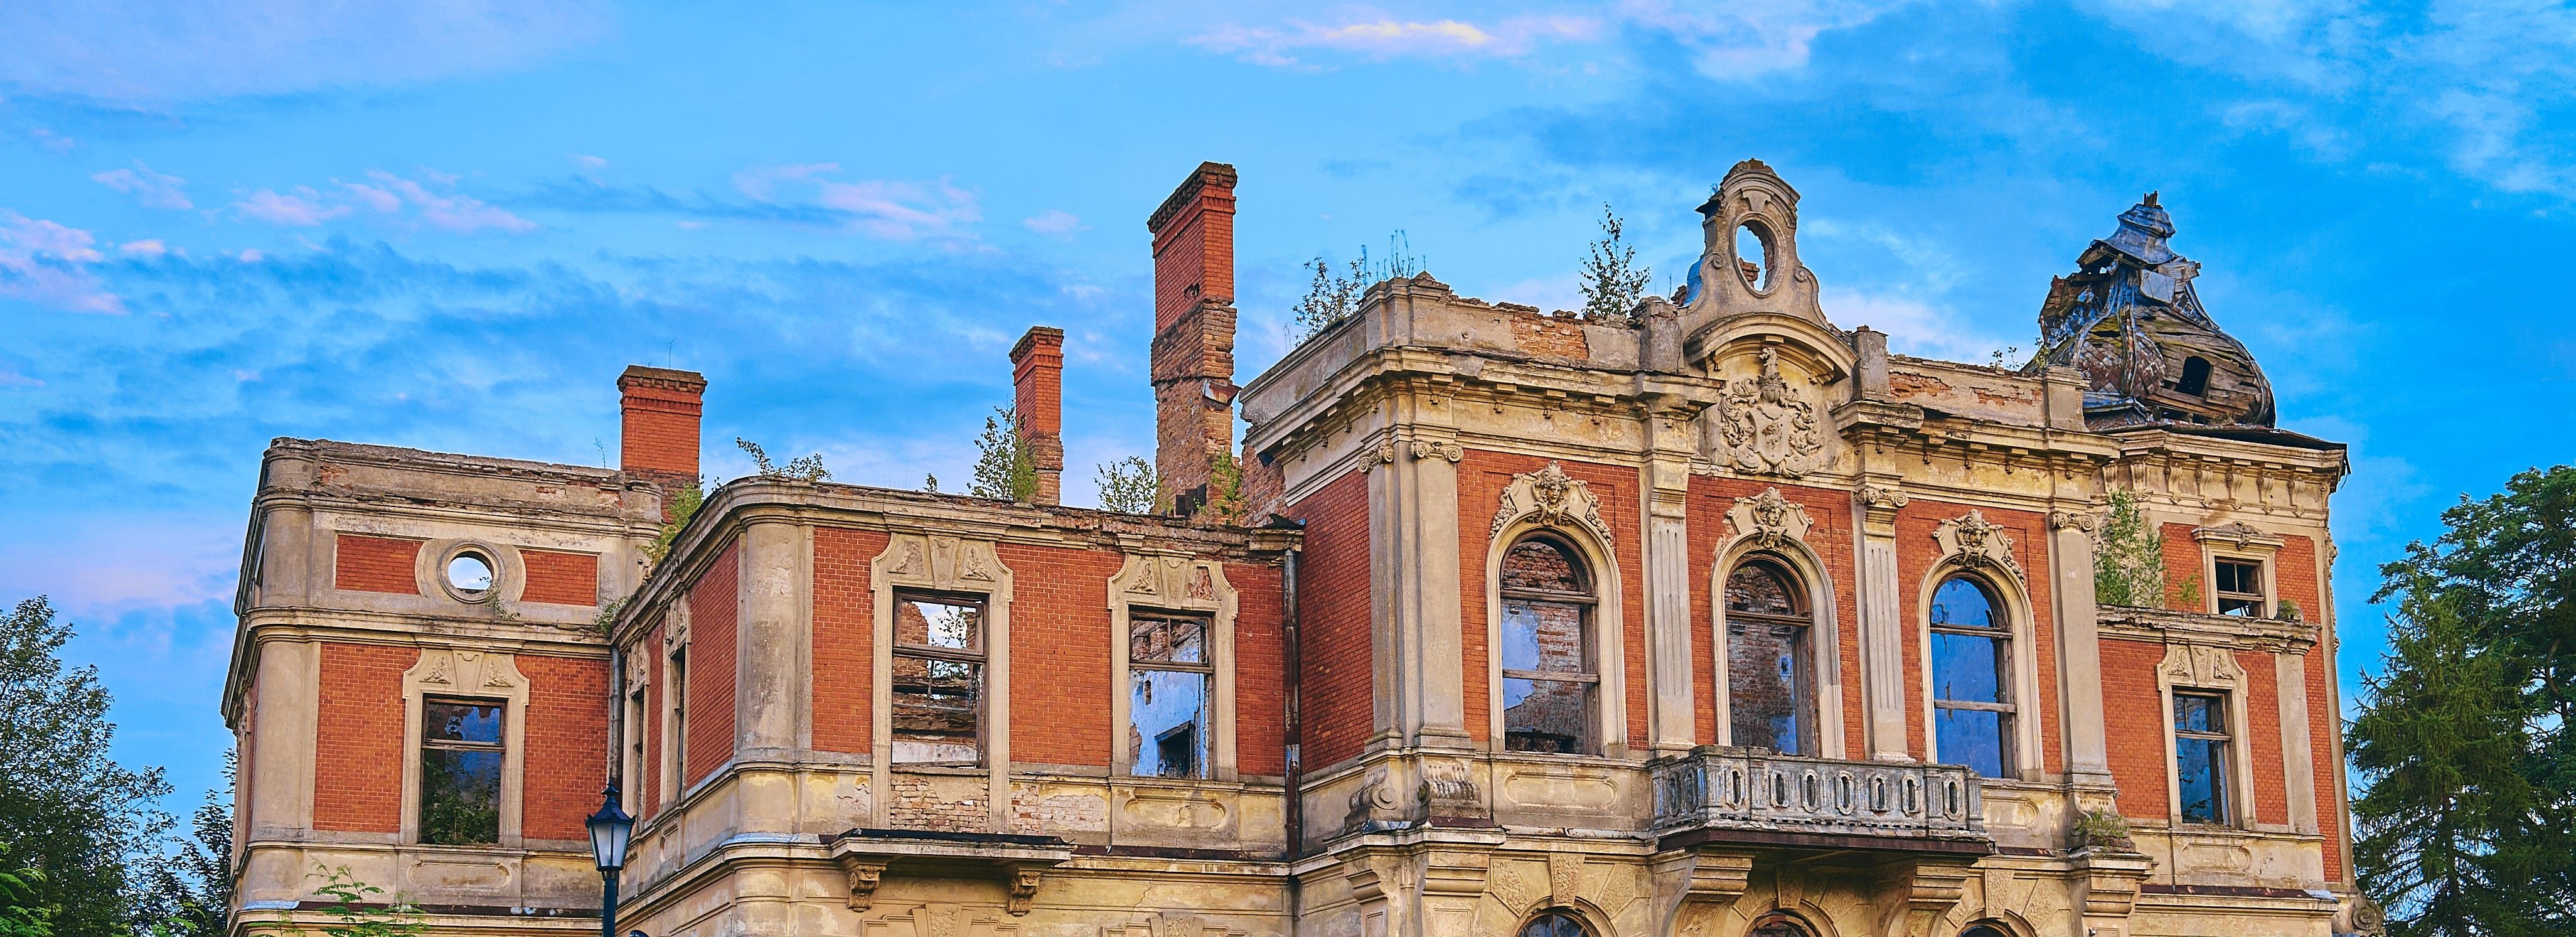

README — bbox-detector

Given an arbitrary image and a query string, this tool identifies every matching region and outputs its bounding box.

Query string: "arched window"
[2176,356,2213,397]
[1748,912,1817,936]
[1500,535,1598,754]
[1724,558,1815,754]
[1518,911,1588,937]
[1960,926,2013,937]
[1929,576,2013,778]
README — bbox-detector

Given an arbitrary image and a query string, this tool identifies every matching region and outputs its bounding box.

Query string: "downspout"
[1281,546,1305,934]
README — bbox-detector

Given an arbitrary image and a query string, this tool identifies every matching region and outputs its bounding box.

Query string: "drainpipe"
[1280,547,1304,934]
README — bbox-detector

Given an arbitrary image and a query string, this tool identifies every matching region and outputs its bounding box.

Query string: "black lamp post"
[586,784,636,937]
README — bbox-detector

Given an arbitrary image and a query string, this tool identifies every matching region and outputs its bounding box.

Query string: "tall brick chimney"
[617,365,708,504]
[1010,326,1066,505]
[1146,161,1239,517]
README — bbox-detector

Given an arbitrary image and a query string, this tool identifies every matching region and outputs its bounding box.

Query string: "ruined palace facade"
[223,161,2374,937]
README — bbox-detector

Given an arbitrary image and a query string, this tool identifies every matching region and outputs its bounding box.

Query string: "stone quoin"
[222,159,2375,937]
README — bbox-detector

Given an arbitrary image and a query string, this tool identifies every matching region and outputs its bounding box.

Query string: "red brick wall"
[521,550,599,606]
[2160,522,2203,611]
[313,642,414,832]
[1686,477,1863,751]
[2237,649,2289,826]
[334,535,420,594]
[1291,470,1374,769]
[1895,501,2062,773]
[1002,542,1120,767]
[520,654,607,840]
[813,528,884,756]
[2307,640,2344,879]
[641,624,663,818]
[1230,562,1288,777]
[2103,638,2170,820]
[687,542,739,788]
[1457,451,1648,751]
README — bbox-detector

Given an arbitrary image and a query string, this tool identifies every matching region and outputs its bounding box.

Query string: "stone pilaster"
[1643,406,1701,755]
[1854,483,1911,761]
[2050,510,2114,784]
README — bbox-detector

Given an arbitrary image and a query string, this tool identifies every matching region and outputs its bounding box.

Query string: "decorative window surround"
[1709,487,1846,758]
[399,647,529,847]
[2154,643,2260,830]
[2193,522,2285,619]
[1915,511,2044,780]
[870,533,1015,830]
[1107,553,1240,781]
[1485,462,1629,758]
[658,603,690,809]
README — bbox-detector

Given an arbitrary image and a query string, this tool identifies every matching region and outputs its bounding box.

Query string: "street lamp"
[586,784,636,937]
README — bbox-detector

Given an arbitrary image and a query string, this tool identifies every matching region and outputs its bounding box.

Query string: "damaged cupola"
[2030,193,2275,429]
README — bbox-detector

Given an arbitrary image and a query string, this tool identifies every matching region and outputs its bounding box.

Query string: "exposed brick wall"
[1895,501,2062,773]
[887,773,985,832]
[2238,649,2288,826]
[1291,470,1374,769]
[813,528,884,756]
[1001,542,1120,767]
[1508,311,1589,359]
[334,535,420,594]
[313,642,415,833]
[687,542,739,789]
[520,550,599,606]
[2102,638,2171,820]
[617,365,707,497]
[1456,451,1647,751]
[1686,476,1863,752]
[520,654,607,840]
[1229,562,1288,777]
[2161,522,2204,611]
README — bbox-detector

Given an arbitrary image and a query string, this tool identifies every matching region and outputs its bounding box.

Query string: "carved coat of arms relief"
[1711,347,1826,478]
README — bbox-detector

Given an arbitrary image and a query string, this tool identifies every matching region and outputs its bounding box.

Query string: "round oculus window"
[446,552,494,597]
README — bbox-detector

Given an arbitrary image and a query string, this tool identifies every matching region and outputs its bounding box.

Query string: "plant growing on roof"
[970,407,1038,503]
[2093,490,2167,608]
[1094,456,1161,514]
[1578,203,1651,325]
[1293,233,1421,340]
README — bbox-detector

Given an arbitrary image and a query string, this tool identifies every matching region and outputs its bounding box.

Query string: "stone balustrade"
[1650,747,1989,850]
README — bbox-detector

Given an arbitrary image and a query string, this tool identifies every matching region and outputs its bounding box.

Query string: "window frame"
[1921,572,2027,780]
[887,588,991,768]
[1106,555,1241,782]
[2152,643,2260,830]
[2172,690,2235,826]
[1497,533,1603,756]
[395,648,528,848]
[2212,558,2268,617]
[1126,610,1217,779]
[1719,555,1819,754]
[417,695,508,846]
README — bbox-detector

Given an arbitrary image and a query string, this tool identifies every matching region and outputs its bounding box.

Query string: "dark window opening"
[1724,559,1815,754]
[1130,613,1212,778]
[420,698,504,845]
[2176,356,2213,396]
[1929,576,2013,779]
[2174,692,2233,824]
[1519,911,1589,937]
[892,592,985,766]
[2215,559,2265,616]
[1500,536,1597,755]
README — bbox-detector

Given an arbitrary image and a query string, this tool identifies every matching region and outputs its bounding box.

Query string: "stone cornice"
[2095,604,2319,652]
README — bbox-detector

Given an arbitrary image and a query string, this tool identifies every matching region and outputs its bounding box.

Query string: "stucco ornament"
[1933,510,2024,580]
[1715,348,1825,478]
[1490,461,1614,547]
[1728,487,1814,549]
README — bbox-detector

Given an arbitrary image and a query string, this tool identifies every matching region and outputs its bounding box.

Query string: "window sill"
[893,763,988,776]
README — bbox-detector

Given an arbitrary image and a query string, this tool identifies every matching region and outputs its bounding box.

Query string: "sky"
[4,0,2572,813]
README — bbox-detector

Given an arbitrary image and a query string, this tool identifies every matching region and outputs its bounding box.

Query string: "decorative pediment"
[1709,348,1826,478]
[1726,487,1814,550]
[1932,510,2024,581]
[2191,521,2284,552]
[875,533,1012,593]
[2158,643,2245,689]
[1489,461,1614,547]
[1110,554,1231,613]
[409,648,523,690]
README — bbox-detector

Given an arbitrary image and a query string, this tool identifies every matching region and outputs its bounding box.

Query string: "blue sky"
[4,1,2571,811]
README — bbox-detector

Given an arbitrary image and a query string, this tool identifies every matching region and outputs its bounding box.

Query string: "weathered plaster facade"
[225,159,2373,937]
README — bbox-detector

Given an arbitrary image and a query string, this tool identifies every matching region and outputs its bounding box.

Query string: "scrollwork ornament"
[2048,509,2101,533]
[1932,510,2024,580]
[1360,440,1398,473]
[1713,347,1825,478]
[1408,439,1464,463]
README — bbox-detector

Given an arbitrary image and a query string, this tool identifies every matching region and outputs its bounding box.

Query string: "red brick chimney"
[1010,326,1066,505]
[1146,161,1239,517]
[617,365,708,506]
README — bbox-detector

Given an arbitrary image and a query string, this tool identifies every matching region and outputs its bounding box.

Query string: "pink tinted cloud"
[234,186,350,225]
[734,163,981,239]
[90,161,193,210]
[0,208,122,314]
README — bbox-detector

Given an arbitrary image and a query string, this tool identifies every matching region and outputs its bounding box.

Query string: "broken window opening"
[2214,559,2266,616]
[893,592,986,766]
[1130,613,1212,778]
[1518,911,1590,937]
[1723,557,1815,754]
[419,697,505,845]
[2174,691,2233,824]
[1500,535,1598,755]
[2176,356,2213,397]
[1929,576,2013,779]
[1734,221,1773,291]
[446,552,493,596]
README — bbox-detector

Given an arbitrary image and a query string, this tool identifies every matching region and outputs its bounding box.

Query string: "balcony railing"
[1650,748,1988,850]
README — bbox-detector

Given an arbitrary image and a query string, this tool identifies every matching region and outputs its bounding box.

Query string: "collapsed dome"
[2030,193,2275,429]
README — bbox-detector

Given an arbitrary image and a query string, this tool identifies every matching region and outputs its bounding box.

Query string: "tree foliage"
[1578,203,1651,324]
[970,408,1037,503]
[735,437,830,481]
[0,840,55,937]
[0,597,169,936]
[2351,465,2576,935]
[1094,456,1160,515]
[299,866,427,937]
[131,756,232,937]
[2093,490,2167,608]
[1292,234,1420,340]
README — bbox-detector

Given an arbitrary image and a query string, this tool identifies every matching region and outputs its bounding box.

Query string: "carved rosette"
[1932,510,2024,581]
[1726,487,1814,550]
[1712,348,1825,478]
[1490,461,1615,547]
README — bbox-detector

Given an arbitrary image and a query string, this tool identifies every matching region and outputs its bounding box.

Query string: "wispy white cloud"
[234,186,350,225]
[363,170,536,232]
[233,171,533,232]
[1193,13,1600,67]
[734,164,982,239]
[1618,0,1924,77]
[1023,209,1085,237]
[0,0,614,105]
[0,209,121,314]
[90,161,193,210]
